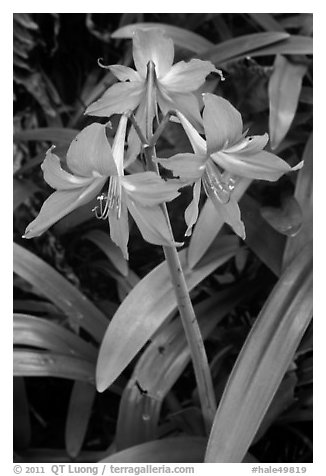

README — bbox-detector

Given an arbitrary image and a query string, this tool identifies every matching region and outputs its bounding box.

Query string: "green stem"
[143,144,216,433]
[141,61,216,432]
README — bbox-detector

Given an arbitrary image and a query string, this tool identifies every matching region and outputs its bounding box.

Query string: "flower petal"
[42,147,95,190]
[156,153,206,180]
[184,179,202,236]
[126,197,182,248]
[158,90,204,133]
[225,133,269,155]
[208,194,246,240]
[203,93,243,154]
[112,114,128,175]
[160,59,217,93]
[23,178,105,239]
[132,29,174,79]
[108,64,141,82]
[211,149,294,182]
[108,195,129,260]
[122,171,180,206]
[66,123,117,178]
[85,81,144,117]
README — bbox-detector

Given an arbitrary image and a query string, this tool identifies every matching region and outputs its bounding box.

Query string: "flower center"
[92,176,122,220]
[202,161,236,205]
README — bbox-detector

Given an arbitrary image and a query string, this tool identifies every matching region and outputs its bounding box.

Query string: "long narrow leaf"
[14,313,97,361]
[13,244,108,342]
[65,381,96,458]
[205,243,312,462]
[112,23,213,53]
[202,35,312,65]
[96,236,239,392]
[269,55,307,149]
[282,134,313,268]
[14,128,78,144]
[101,437,207,463]
[200,32,289,64]
[14,349,96,383]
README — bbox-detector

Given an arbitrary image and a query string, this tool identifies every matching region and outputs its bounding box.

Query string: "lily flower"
[85,28,221,160]
[157,93,303,239]
[23,115,181,259]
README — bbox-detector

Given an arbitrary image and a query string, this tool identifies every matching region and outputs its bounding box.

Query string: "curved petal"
[108,64,141,82]
[157,88,204,137]
[41,148,94,190]
[184,179,202,236]
[225,133,269,154]
[66,123,117,178]
[126,197,182,247]
[203,94,243,154]
[208,194,246,240]
[85,81,144,117]
[211,150,294,182]
[23,178,105,239]
[112,114,128,175]
[109,194,129,260]
[160,59,217,93]
[156,153,206,180]
[122,172,180,206]
[132,29,174,79]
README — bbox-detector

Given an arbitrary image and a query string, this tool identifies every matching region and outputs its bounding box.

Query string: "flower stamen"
[202,161,236,204]
[92,177,122,220]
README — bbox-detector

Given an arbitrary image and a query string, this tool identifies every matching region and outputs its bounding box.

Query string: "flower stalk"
[141,62,216,433]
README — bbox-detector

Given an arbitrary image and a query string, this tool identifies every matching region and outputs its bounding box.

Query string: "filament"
[92,177,122,220]
[202,161,236,205]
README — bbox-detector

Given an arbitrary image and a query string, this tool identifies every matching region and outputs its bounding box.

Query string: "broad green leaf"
[65,381,96,458]
[83,229,128,277]
[116,283,253,449]
[13,178,39,211]
[269,55,307,149]
[188,178,250,269]
[201,32,289,64]
[248,13,286,32]
[112,23,213,53]
[14,314,97,361]
[14,349,96,383]
[13,377,31,449]
[205,244,312,462]
[14,128,79,144]
[13,243,108,342]
[96,236,239,392]
[283,134,313,269]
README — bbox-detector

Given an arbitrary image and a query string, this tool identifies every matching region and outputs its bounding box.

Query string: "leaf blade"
[205,244,312,462]
[13,244,108,342]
